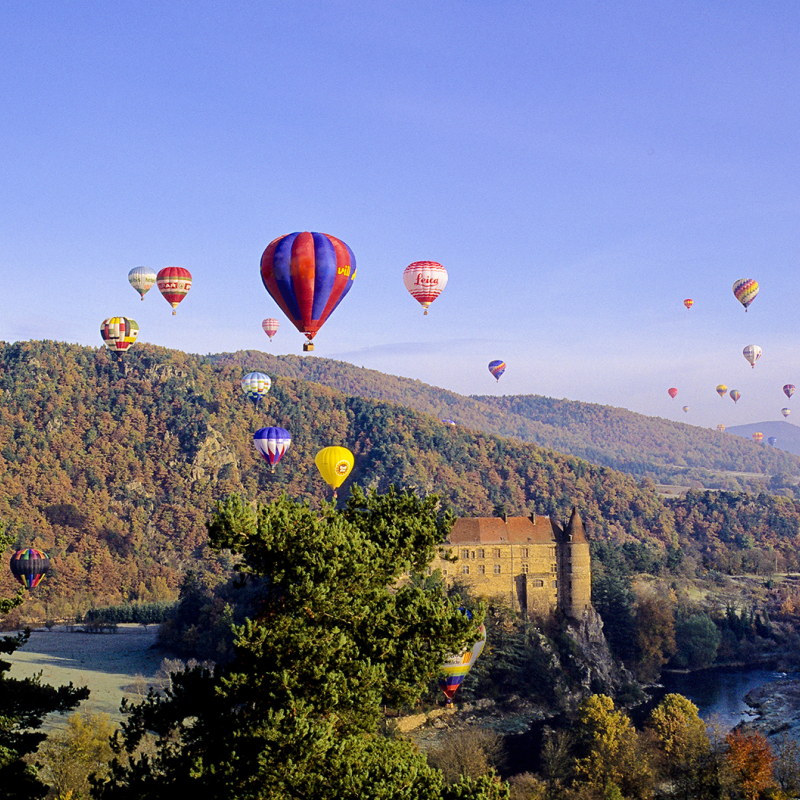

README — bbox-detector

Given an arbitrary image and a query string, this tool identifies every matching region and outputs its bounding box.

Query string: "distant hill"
[726,421,800,458]
[207,351,800,491]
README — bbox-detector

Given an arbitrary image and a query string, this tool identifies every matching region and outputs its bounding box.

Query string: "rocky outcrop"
[740,678,800,739]
[189,427,238,484]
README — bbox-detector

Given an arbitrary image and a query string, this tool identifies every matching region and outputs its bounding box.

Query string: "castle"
[430,507,592,619]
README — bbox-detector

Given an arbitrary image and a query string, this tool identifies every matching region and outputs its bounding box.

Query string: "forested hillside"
[2,340,800,619]
[208,351,800,489]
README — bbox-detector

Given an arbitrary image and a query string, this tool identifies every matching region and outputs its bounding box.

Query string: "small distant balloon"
[488,360,506,381]
[315,446,354,495]
[717,424,726,433]
[716,385,728,399]
[262,318,280,341]
[682,406,689,413]
[241,372,272,407]
[438,609,486,704]
[128,267,157,300]
[743,345,762,368]
[730,390,741,404]
[253,427,291,472]
[768,436,778,447]
[442,419,456,427]
[784,384,795,399]
[100,317,139,352]
[10,548,50,590]
[752,432,764,443]
[733,278,759,311]
[403,261,448,315]
[157,267,192,314]
[782,408,791,418]
[668,387,678,399]
[683,299,693,310]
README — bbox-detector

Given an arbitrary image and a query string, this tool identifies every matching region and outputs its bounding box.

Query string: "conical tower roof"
[565,506,587,543]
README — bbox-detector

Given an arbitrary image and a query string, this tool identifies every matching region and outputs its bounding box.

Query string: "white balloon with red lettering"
[403,261,448,315]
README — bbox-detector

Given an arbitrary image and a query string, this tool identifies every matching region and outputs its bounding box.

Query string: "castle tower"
[558,506,592,618]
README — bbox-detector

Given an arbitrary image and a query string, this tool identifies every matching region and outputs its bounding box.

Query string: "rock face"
[190,427,238,484]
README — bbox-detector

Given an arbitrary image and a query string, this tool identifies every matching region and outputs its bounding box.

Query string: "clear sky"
[2,1,800,431]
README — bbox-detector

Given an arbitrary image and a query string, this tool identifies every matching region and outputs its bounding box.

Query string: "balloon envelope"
[315,446,354,491]
[733,278,759,311]
[682,406,689,413]
[743,345,762,368]
[668,387,678,399]
[784,384,795,399]
[489,360,506,381]
[403,261,448,314]
[260,232,355,343]
[253,427,291,470]
[157,267,192,314]
[262,318,280,341]
[782,408,791,418]
[717,424,726,432]
[438,616,486,703]
[752,432,763,443]
[128,267,157,300]
[730,390,741,404]
[769,437,778,446]
[716,384,728,398]
[683,298,693,310]
[10,548,50,590]
[100,317,139,352]
[241,372,272,406]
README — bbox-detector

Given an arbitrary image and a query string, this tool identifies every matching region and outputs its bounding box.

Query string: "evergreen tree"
[0,520,90,799]
[92,487,508,799]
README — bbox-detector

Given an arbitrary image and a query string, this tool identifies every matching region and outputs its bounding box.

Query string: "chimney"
[529,511,536,524]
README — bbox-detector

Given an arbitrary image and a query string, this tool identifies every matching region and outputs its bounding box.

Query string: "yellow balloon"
[315,446,354,490]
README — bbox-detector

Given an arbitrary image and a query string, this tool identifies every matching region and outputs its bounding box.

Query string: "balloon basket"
[303,342,314,352]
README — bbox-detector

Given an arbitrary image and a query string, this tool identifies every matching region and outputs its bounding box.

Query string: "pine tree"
[0,520,90,799]
[92,487,508,799]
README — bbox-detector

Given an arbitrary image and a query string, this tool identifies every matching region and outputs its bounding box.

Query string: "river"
[661,668,800,733]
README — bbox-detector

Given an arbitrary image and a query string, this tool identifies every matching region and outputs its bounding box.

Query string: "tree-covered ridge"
[206,350,800,488]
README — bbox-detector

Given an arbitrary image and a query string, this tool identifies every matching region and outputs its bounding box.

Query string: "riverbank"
[740,678,800,740]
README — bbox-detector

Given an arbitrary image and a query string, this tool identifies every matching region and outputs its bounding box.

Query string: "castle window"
[478,565,486,575]
[461,549,470,560]
[478,549,485,559]
[462,565,470,575]
[470,551,475,559]
[532,579,544,587]
[520,548,529,558]
[443,569,448,576]
[493,548,501,559]
[521,564,529,574]
[494,564,501,574]
[552,580,557,588]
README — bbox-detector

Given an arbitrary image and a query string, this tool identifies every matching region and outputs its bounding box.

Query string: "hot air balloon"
[489,360,506,381]
[241,372,272,407]
[315,446,354,496]
[717,424,726,433]
[253,427,291,472]
[730,390,741,404]
[769,437,778,447]
[752,432,763,443]
[10,548,50,590]
[128,267,157,300]
[262,318,280,341]
[403,261,448,315]
[100,317,139,352]
[260,232,356,352]
[438,610,486,705]
[683,299,693,310]
[733,278,759,311]
[743,345,762,368]
[784,384,795,399]
[442,419,456,426]
[682,406,690,414]
[668,387,678,399]
[716,385,728,399]
[157,267,192,314]
[782,408,791,418]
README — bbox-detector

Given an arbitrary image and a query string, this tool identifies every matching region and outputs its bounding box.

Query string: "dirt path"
[4,624,164,729]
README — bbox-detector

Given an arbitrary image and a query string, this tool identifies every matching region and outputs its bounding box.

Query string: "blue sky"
[2,1,800,430]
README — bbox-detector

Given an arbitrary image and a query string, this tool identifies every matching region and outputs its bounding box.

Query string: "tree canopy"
[92,487,508,799]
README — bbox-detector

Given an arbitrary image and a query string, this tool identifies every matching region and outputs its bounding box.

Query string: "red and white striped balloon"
[403,261,448,315]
